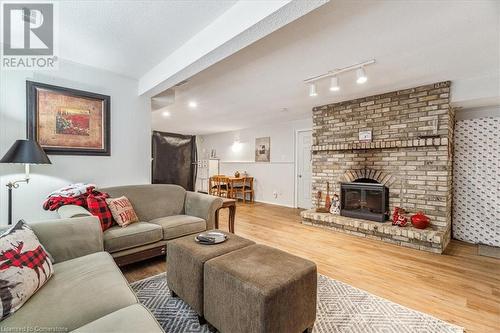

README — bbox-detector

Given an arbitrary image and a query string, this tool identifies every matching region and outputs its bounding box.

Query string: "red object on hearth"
[392,207,408,227]
[411,211,430,229]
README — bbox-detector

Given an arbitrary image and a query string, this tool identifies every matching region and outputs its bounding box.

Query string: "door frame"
[294,129,312,208]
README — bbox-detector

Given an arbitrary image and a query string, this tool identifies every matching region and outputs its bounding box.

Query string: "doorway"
[295,130,312,209]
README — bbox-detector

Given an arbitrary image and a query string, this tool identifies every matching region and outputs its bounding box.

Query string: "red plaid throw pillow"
[86,193,114,231]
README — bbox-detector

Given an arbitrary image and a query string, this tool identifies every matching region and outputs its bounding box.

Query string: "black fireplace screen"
[340,179,388,222]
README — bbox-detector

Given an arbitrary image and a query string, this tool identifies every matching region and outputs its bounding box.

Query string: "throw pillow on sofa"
[106,196,139,227]
[86,193,114,231]
[0,220,54,321]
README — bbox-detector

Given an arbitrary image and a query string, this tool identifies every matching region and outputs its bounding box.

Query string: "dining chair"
[232,177,254,203]
[210,175,231,197]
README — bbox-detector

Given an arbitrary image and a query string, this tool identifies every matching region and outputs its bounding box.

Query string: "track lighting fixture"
[329,76,340,91]
[356,67,367,84]
[309,83,317,97]
[304,59,375,96]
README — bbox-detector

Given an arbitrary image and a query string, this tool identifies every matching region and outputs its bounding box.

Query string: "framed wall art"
[255,136,270,162]
[26,81,110,155]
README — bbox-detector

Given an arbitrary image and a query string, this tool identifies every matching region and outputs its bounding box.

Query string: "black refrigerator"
[151,131,197,191]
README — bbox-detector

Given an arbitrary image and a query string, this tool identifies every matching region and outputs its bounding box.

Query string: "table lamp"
[0,139,51,225]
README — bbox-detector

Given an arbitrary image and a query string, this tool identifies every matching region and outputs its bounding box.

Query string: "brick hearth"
[302,81,454,253]
[301,210,448,253]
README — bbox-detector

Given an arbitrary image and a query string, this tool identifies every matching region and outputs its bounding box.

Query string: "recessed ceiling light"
[309,83,317,97]
[162,110,171,118]
[356,67,367,84]
[188,101,197,108]
[329,76,340,91]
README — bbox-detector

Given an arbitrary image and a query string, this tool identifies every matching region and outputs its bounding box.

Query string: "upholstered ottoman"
[166,230,255,320]
[204,244,317,333]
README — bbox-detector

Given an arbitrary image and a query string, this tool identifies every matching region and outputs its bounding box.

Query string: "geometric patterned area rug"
[131,273,463,333]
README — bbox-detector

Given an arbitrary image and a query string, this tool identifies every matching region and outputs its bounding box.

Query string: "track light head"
[356,67,367,84]
[329,76,340,92]
[309,83,318,97]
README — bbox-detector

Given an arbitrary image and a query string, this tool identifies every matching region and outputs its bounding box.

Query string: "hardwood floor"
[122,202,500,333]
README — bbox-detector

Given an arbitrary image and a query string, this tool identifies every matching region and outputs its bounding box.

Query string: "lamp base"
[6,178,28,225]
[8,186,12,225]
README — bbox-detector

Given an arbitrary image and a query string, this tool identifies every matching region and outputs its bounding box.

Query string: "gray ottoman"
[204,244,317,333]
[166,230,255,319]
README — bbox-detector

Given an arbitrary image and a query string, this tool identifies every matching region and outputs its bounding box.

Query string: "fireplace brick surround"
[301,81,454,253]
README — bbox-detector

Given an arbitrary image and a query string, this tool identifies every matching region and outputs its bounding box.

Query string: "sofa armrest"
[57,204,92,219]
[29,216,104,263]
[185,192,223,230]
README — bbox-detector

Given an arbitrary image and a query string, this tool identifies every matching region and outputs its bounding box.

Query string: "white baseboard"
[253,199,296,208]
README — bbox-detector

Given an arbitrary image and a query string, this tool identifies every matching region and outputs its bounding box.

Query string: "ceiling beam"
[138,0,327,96]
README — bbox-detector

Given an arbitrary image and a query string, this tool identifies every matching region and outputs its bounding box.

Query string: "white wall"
[455,105,500,120]
[197,118,312,207]
[0,60,151,225]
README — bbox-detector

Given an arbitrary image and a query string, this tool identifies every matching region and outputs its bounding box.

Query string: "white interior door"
[296,130,312,209]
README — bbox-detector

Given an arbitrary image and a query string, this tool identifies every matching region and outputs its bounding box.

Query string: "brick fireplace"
[301,81,454,253]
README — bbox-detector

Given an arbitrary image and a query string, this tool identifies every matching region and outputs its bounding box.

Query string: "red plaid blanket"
[86,192,113,231]
[43,186,113,231]
[43,195,87,211]
[43,187,107,211]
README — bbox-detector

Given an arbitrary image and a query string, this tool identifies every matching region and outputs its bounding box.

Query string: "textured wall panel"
[453,117,500,246]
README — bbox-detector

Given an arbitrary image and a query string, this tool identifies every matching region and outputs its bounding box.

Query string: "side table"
[215,198,236,233]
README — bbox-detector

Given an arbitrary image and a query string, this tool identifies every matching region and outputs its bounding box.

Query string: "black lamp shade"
[0,140,51,164]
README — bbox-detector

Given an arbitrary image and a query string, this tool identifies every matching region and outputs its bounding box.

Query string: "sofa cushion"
[71,304,164,333]
[0,252,137,331]
[104,222,163,253]
[102,184,186,221]
[149,215,206,240]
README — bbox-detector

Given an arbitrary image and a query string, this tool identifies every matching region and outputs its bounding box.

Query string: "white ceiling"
[59,0,237,78]
[152,0,500,135]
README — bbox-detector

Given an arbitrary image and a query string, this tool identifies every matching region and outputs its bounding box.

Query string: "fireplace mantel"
[312,137,448,152]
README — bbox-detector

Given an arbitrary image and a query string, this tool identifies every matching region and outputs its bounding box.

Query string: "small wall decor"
[255,137,270,162]
[358,130,372,142]
[27,81,110,155]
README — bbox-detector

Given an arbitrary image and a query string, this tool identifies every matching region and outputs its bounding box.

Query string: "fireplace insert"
[340,178,388,222]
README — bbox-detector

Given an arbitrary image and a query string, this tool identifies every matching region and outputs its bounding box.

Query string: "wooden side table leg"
[215,208,220,229]
[229,205,236,233]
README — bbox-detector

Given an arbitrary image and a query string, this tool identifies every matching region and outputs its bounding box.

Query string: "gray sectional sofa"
[1,184,223,331]
[58,184,223,265]
[0,216,164,332]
